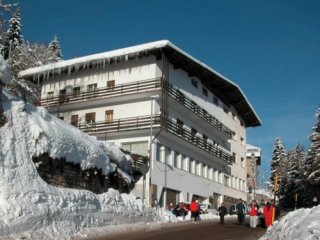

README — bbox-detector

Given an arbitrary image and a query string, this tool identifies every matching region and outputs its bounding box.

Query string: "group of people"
[168,199,200,221]
[217,198,276,228]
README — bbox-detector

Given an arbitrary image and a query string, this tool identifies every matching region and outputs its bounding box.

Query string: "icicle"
[103,59,106,68]
[68,66,71,75]
[75,63,80,72]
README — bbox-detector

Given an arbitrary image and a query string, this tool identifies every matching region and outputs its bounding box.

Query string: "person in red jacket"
[189,199,199,222]
[249,201,259,228]
[263,201,274,227]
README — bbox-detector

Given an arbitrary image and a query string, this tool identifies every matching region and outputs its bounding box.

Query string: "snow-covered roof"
[18,40,261,127]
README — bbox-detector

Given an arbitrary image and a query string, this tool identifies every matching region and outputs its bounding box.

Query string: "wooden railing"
[79,115,161,134]
[164,118,232,164]
[79,115,232,164]
[39,78,161,106]
[40,77,232,139]
[165,82,233,139]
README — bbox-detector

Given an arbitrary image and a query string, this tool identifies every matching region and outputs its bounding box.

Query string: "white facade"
[19,40,261,209]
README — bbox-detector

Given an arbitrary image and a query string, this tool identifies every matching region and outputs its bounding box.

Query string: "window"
[85,112,96,124]
[182,155,187,171]
[73,87,81,97]
[208,168,213,180]
[191,78,198,88]
[107,80,115,89]
[71,115,79,127]
[176,119,184,135]
[165,147,171,165]
[47,91,54,100]
[202,87,208,97]
[173,151,180,168]
[122,141,148,156]
[232,152,237,163]
[105,110,113,123]
[87,83,97,91]
[156,143,162,162]
[176,152,182,169]
[241,157,245,168]
[196,162,202,176]
[59,89,66,103]
[190,159,196,174]
[87,83,97,97]
[224,175,230,187]
[202,165,207,178]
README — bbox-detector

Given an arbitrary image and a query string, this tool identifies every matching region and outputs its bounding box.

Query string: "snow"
[259,206,320,240]
[0,88,319,239]
[0,56,11,85]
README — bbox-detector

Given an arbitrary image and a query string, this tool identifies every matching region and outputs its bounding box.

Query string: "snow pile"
[259,205,320,240]
[0,90,160,239]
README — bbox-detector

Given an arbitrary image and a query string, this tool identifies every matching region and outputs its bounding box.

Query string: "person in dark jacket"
[218,202,228,224]
[236,198,246,225]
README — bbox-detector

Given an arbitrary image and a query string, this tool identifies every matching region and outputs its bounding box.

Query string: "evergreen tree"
[306,107,320,185]
[283,144,305,208]
[0,1,17,57]
[48,34,62,62]
[270,137,287,195]
[3,7,23,59]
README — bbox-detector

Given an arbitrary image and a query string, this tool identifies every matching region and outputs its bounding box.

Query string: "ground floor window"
[122,141,148,156]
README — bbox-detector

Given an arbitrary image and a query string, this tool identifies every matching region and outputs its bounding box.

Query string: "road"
[81,217,266,240]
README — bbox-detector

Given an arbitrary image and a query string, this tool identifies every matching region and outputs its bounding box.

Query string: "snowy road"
[81,217,266,240]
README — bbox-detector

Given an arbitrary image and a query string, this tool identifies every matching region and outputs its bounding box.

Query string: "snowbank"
[259,205,320,240]
[0,90,160,239]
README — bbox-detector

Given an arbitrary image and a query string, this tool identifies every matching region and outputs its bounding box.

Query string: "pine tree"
[306,107,320,185]
[3,7,23,59]
[48,34,62,62]
[0,1,17,57]
[283,144,305,208]
[270,137,287,195]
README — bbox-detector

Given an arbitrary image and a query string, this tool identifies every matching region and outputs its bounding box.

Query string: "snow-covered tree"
[48,34,63,62]
[270,137,287,195]
[306,107,320,185]
[0,1,17,56]
[281,144,305,208]
[2,7,23,60]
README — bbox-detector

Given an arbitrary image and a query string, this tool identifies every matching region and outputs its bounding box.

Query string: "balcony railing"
[40,77,233,139]
[165,82,233,138]
[164,118,232,164]
[78,115,232,164]
[79,115,161,134]
[39,78,161,106]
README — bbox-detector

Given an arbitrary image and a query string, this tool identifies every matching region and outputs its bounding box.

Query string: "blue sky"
[9,0,320,182]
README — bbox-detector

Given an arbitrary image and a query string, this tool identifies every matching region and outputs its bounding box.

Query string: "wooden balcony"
[39,78,161,107]
[164,118,232,164]
[40,77,232,140]
[79,115,161,134]
[165,82,233,139]
[79,115,232,164]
